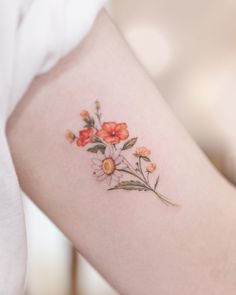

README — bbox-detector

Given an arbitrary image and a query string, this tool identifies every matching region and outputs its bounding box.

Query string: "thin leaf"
[154,175,160,190]
[83,117,90,124]
[83,116,95,128]
[133,154,151,162]
[122,137,138,150]
[87,144,105,154]
[141,156,151,162]
[90,117,95,126]
[93,137,103,143]
[108,180,149,192]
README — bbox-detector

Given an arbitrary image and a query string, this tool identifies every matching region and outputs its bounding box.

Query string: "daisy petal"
[115,156,123,165]
[112,173,121,182]
[105,145,113,157]
[106,175,112,185]
[97,151,105,160]
[113,170,123,178]
[97,174,107,181]
[92,164,101,171]
[92,158,102,165]
[117,162,127,169]
[113,150,121,160]
[95,170,105,177]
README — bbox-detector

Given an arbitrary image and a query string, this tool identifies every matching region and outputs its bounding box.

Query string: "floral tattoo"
[65,101,176,206]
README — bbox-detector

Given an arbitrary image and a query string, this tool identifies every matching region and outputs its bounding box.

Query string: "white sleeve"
[0,2,104,293]
[7,0,105,117]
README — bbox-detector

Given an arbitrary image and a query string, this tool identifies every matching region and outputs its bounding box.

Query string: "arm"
[7,10,236,295]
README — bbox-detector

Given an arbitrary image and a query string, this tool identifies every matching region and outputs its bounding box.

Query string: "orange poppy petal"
[102,122,117,133]
[104,136,120,144]
[96,129,109,139]
[115,123,128,132]
[88,128,94,136]
[117,129,129,140]
[80,128,93,138]
[76,138,84,147]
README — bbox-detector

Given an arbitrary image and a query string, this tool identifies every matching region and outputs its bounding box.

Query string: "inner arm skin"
[7,10,236,295]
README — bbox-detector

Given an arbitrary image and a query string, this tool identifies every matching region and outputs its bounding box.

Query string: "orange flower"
[77,128,94,147]
[80,110,89,119]
[146,162,156,173]
[96,122,129,144]
[135,146,151,157]
[65,130,76,143]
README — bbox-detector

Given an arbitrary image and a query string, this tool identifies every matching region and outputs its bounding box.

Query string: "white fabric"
[0,0,104,294]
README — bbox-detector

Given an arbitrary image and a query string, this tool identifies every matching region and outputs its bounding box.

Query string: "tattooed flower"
[96,122,129,144]
[65,100,177,206]
[80,110,89,119]
[77,128,94,147]
[65,130,76,143]
[135,146,151,157]
[146,162,156,173]
[92,145,127,185]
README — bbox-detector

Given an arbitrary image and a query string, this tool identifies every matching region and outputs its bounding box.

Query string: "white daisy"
[92,145,127,185]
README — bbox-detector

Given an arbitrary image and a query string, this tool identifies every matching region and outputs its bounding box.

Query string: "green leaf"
[141,156,151,162]
[122,137,138,150]
[154,175,160,190]
[93,137,103,143]
[87,144,105,154]
[133,154,150,162]
[108,180,149,192]
[83,116,95,128]
[90,117,95,126]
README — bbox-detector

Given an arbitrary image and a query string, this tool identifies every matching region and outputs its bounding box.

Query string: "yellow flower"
[80,110,89,119]
[146,163,156,173]
[135,146,151,157]
[65,130,75,143]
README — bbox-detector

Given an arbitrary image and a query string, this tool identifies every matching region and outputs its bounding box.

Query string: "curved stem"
[117,168,178,206]
[151,189,178,206]
[118,168,146,184]
[147,172,150,183]
[123,157,138,174]
[138,156,147,182]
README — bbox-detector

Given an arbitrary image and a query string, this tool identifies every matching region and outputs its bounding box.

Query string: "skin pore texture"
[7,10,236,295]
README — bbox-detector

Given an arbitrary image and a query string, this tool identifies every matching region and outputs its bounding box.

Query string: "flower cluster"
[65,101,176,206]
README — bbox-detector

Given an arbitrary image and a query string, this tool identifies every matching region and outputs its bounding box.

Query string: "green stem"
[138,156,147,182]
[118,168,146,184]
[117,168,177,206]
[123,157,138,174]
[147,172,150,183]
[151,189,178,206]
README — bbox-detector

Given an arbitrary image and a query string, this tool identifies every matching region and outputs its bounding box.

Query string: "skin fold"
[7,10,236,295]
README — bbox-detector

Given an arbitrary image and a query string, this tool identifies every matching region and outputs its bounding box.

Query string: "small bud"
[95,100,101,111]
[65,130,75,143]
[146,163,156,173]
[80,110,89,119]
[135,146,151,157]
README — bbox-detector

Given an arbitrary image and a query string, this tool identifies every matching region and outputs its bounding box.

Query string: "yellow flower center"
[102,158,116,175]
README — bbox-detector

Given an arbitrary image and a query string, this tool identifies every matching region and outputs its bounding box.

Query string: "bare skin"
[7,10,236,295]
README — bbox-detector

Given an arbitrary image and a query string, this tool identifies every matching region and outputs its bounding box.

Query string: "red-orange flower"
[77,128,94,147]
[96,122,129,144]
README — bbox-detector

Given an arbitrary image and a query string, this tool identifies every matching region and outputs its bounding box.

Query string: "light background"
[25,0,236,294]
